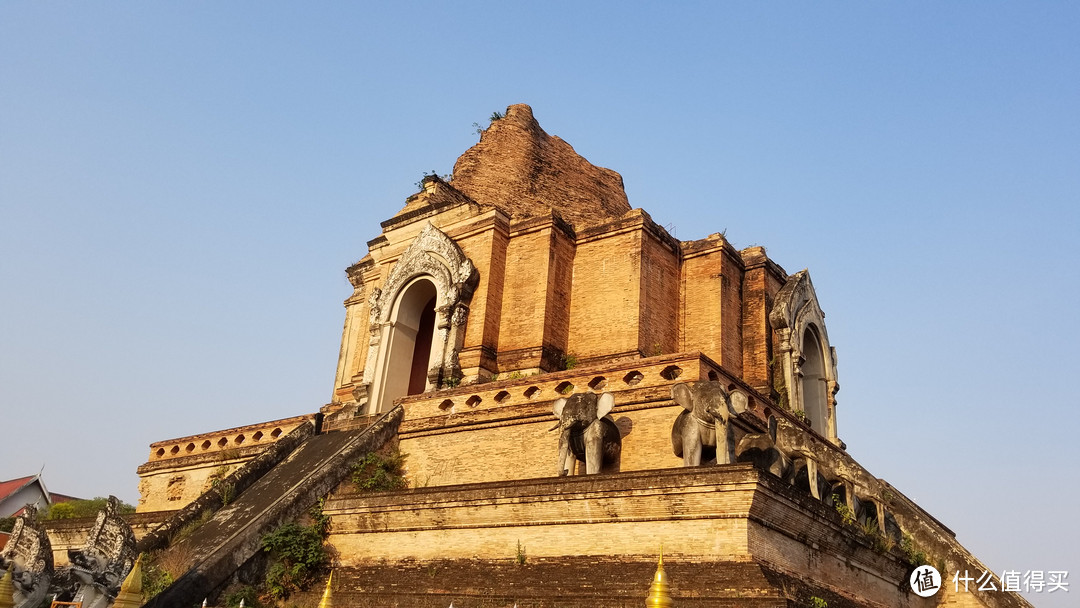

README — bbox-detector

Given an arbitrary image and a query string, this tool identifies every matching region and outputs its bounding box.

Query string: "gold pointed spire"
[645,545,672,607]
[318,569,334,608]
[112,554,145,608]
[0,565,15,608]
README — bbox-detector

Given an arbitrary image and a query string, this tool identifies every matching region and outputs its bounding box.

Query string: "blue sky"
[2,3,1077,605]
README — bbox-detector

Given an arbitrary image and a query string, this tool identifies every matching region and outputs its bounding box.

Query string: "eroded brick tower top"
[450,104,631,229]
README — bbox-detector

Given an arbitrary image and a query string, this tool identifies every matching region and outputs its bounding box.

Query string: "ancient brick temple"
[128,104,1027,607]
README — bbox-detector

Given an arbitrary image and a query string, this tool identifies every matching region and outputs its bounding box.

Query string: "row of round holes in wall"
[155,427,284,458]
[435,366,689,411]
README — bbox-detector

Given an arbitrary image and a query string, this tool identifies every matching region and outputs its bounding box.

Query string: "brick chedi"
[329,104,803,424]
[130,104,1029,608]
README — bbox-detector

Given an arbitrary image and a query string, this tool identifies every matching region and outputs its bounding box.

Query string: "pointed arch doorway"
[357,222,478,415]
[800,326,828,433]
[375,277,439,412]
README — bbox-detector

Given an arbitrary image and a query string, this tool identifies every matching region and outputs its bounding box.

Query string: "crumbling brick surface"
[451,104,631,230]
[289,557,874,608]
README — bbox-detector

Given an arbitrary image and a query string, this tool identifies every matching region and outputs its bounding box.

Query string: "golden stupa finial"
[318,569,334,608]
[646,544,672,607]
[0,565,15,608]
[112,553,145,608]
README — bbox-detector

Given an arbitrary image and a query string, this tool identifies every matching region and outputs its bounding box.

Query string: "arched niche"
[378,277,438,406]
[800,325,828,433]
[358,223,478,413]
[768,270,840,443]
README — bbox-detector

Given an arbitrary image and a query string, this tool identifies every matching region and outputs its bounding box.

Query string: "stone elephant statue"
[671,380,737,466]
[552,391,621,476]
[734,416,793,480]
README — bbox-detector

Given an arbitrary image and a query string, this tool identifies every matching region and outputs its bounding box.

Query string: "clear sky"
[2,2,1077,605]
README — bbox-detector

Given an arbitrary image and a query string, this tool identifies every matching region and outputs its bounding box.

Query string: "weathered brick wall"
[638,226,679,358]
[325,466,760,563]
[568,226,642,361]
[395,355,712,487]
[290,559,805,608]
[679,235,727,363]
[137,459,241,512]
[496,217,560,372]
[322,464,1010,608]
[400,401,693,488]
[721,246,746,375]
[456,213,509,377]
[451,104,631,230]
[741,247,774,394]
[320,465,984,607]
[490,215,579,374]
[544,222,576,365]
[136,415,312,512]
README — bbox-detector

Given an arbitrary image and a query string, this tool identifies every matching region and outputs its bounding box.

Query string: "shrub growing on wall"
[261,522,328,600]
[351,450,408,493]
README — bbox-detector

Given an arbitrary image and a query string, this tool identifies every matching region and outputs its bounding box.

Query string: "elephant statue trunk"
[553,392,621,476]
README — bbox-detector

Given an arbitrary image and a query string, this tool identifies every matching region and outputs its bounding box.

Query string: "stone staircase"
[141,406,403,608]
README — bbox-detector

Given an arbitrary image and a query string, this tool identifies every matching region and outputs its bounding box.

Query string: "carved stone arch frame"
[357,222,478,413]
[769,270,840,443]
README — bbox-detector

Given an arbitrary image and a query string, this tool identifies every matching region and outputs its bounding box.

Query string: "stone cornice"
[147,414,314,448]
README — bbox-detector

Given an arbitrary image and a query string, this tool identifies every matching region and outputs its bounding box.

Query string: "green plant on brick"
[261,522,328,600]
[860,519,893,553]
[352,450,409,493]
[561,353,578,371]
[832,495,855,527]
[140,561,173,601]
[900,534,931,566]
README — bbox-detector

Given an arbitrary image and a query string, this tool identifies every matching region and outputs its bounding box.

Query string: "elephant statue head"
[552,391,621,476]
[735,416,793,480]
[670,380,738,466]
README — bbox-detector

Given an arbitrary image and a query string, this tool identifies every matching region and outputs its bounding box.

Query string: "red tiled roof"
[49,493,81,504]
[0,476,37,502]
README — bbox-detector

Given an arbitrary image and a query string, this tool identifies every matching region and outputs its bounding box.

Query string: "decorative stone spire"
[646,546,672,607]
[318,570,334,608]
[0,565,14,608]
[112,554,145,608]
